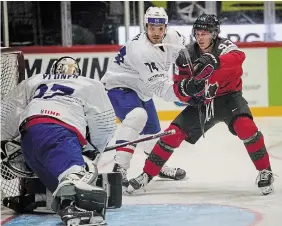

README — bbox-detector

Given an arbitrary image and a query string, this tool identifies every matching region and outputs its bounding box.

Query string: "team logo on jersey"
[40,109,60,117]
[148,73,164,81]
[205,82,219,100]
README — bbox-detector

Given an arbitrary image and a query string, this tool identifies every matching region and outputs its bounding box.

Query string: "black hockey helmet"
[192,14,220,39]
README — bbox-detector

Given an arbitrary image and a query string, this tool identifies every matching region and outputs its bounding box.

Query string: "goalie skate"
[60,205,107,226]
[159,165,186,180]
[256,169,274,195]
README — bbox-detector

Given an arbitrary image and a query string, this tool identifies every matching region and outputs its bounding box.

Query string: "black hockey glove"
[175,49,193,78]
[193,53,220,82]
[178,79,205,98]
[2,194,38,213]
[187,96,205,107]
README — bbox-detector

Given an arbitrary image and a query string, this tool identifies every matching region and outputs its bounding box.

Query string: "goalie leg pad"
[52,184,107,214]
[74,184,107,213]
[52,156,104,213]
[52,177,107,213]
[96,172,123,209]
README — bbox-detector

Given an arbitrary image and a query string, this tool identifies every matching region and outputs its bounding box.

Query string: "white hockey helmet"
[50,56,81,76]
[144,7,168,30]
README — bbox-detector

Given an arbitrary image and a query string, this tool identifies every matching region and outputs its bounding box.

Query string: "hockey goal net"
[1,48,26,200]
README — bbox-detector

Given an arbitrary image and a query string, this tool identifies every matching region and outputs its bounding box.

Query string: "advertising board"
[19,42,282,117]
[118,24,282,45]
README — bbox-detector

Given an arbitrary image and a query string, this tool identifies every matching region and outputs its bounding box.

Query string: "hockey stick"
[182,49,205,138]
[155,43,205,138]
[104,129,176,152]
[1,129,176,177]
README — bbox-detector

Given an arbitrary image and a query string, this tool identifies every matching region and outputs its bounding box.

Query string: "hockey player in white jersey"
[101,7,194,191]
[1,57,116,226]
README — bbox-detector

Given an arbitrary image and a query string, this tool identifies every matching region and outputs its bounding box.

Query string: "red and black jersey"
[175,37,246,100]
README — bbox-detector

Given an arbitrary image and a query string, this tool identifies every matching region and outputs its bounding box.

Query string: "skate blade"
[260,184,274,195]
[122,186,129,194]
[126,184,137,194]
[67,218,80,226]
[125,184,147,195]
[67,218,107,226]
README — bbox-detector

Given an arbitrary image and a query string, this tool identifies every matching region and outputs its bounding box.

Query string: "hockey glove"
[178,79,205,98]
[193,53,220,82]
[173,50,193,83]
[185,96,205,107]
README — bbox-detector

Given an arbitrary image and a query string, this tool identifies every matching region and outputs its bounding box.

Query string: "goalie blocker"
[2,172,122,214]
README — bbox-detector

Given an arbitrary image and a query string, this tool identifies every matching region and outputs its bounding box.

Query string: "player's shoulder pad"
[216,37,240,55]
[127,32,147,47]
[79,76,102,85]
[126,32,152,57]
[81,77,108,94]
[166,27,181,37]
[165,27,186,45]
[32,73,45,78]
[28,73,46,83]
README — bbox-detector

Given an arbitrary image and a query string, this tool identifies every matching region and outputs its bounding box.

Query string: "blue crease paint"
[3,204,258,226]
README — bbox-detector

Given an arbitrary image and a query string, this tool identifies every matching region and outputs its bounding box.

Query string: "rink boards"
[18,42,282,118]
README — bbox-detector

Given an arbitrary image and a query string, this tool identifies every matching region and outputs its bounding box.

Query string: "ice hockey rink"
[1,117,282,226]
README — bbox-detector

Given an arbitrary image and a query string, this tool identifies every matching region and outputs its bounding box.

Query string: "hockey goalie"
[1,56,122,226]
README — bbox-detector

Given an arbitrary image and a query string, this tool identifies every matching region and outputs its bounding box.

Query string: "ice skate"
[158,165,186,180]
[113,163,129,192]
[256,169,274,195]
[127,172,153,193]
[60,204,107,226]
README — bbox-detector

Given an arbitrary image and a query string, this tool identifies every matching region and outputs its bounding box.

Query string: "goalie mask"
[50,56,81,76]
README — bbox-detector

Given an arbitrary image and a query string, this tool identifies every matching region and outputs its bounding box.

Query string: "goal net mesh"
[1,49,26,200]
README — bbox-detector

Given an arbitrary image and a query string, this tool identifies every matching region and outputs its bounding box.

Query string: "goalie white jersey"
[1,74,116,152]
[101,27,188,102]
